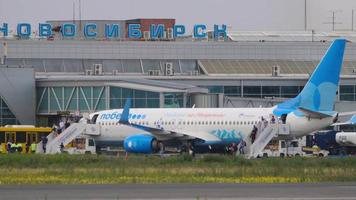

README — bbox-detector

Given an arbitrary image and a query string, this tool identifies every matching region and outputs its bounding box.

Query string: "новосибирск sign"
[0,23,227,39]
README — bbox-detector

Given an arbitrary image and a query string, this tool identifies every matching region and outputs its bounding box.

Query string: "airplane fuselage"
[91,107,335,145]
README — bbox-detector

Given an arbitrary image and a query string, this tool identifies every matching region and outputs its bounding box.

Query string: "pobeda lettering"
[100,112,146,120]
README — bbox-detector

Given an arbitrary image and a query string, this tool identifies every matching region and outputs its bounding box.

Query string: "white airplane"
[89,39,348,154]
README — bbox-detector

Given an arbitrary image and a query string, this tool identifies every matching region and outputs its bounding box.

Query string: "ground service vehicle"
[63,136,96,154]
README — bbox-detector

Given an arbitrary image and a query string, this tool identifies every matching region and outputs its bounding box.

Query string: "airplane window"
[183,121,186,125]
[229,121,232,125]
[233,121,236,125]
[209,121,212,125]
[221,121,224,125]
[217,121,220,125]
[168,122,171,125]
[187,122,189,125]
[213,121,216,125]
[198,121,201,125]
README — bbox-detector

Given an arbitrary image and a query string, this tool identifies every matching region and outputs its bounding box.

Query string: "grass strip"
[0,154,355,184]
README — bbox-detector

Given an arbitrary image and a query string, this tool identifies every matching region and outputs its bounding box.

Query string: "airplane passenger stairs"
[36,131,57,153]
[45,122,87,154]
[247,122,290,158]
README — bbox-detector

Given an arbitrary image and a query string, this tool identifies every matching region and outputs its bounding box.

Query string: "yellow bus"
[0,126,52,153]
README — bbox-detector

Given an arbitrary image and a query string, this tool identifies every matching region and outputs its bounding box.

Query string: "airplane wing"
[332,115,356,126]
[118,98,221,142]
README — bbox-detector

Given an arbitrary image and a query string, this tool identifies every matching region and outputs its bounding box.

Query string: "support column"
[159,92,164,108]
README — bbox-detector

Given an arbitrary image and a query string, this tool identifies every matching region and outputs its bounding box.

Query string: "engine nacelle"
[123,134,159,153]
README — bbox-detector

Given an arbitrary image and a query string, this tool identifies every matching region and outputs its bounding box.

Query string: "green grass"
[0,154,356,184]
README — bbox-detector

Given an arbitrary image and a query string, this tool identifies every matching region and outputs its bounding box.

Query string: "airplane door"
[281,114,288,124]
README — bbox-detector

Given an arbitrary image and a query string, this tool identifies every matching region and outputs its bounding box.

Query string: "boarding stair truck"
[248,121,291,158]
[45,120,101,154]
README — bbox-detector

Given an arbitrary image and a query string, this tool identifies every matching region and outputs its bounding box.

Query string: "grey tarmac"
[0,183,356,200]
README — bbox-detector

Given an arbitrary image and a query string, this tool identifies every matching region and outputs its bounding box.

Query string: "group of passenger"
[6,139,37,153]
[48,116,77,153]
[227,139,247,155]
[250,115,280,145]
[227,114,283,156]
[52,118,71,137]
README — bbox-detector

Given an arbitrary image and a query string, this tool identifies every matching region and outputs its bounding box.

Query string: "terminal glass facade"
[37,86,161,114]
[164,93,184,108]
[0,97,20,126]
[340,85,355,101]
[206,85,304,98]
[37,86,106,114]
[110,87,160,108]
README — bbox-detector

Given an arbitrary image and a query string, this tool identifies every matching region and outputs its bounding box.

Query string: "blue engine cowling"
[123,134,159,154]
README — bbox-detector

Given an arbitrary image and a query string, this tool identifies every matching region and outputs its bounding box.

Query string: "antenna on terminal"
[323,10,343,31]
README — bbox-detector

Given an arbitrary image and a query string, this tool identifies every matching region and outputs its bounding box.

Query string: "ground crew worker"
[25,142,30,153]
[10,142,16,153]
[17,143,22,153]
[6,140,12,153]
[30,142,37,154]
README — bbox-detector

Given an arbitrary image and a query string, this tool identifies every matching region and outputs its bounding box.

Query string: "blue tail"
[274,39,346,116]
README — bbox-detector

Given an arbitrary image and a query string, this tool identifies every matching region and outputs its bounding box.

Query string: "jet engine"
[123,134,159,153]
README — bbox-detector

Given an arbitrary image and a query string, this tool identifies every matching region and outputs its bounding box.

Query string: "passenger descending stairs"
[46,122,87,154]
[36,131,57,154]
[248,123,290,158]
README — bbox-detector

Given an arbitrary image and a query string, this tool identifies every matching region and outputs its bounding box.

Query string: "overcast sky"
[1,0,356,32]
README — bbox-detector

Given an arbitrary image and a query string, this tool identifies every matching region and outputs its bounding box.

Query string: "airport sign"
[0,23,227,39]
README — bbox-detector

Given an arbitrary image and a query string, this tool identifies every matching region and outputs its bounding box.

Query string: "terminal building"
[1,19,356,131]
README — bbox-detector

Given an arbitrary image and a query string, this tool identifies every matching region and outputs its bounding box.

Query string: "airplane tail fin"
[274,39,346,116]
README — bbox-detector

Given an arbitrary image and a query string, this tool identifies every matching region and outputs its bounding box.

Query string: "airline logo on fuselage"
[100,112,146,120]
